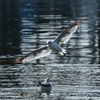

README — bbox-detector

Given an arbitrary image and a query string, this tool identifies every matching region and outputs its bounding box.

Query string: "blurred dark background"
[0,0,100,64]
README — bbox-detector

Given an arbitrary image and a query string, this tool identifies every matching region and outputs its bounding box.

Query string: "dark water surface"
[0,0,100,100]
[0,0,100,64]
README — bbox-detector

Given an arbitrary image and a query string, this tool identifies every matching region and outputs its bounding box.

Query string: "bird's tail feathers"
[58,48,66,55]
[62,48,66,54]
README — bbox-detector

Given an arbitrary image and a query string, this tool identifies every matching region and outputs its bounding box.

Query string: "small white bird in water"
[39,78,52,95]
[12,19,81,64]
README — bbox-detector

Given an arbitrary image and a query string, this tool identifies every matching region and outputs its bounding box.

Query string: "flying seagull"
[39,78,52,95]
[12,19,81,64]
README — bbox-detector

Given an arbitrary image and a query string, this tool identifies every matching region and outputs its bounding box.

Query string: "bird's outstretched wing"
[54,19,81,45]
[12,46,51,64]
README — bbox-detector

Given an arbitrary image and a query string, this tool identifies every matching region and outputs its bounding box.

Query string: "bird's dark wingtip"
[75,18,82,25]
[39,82,42,85]
[10,57,22,65]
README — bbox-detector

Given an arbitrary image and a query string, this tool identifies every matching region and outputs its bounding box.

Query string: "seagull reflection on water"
[12,19,81,64]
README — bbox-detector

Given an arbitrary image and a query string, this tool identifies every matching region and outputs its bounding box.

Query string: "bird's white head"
[45,78,51,84]
[47,41,52,44]
[46,41,52,44]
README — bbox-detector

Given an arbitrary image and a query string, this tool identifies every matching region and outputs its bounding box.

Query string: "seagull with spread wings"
[12,19,81,64]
